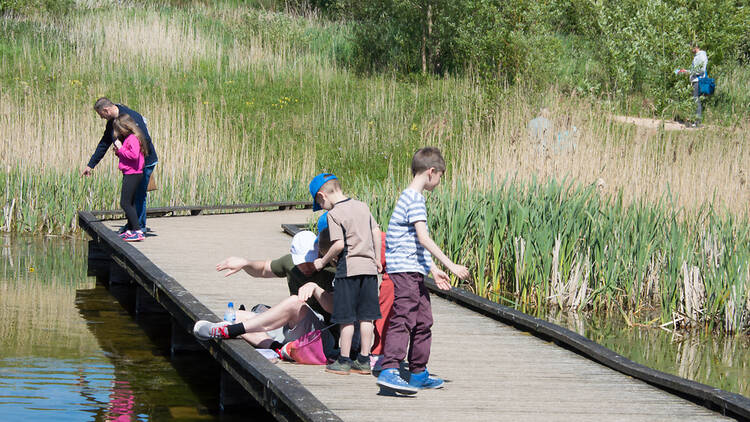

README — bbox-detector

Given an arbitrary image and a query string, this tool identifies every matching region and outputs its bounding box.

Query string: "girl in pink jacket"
[112,114,148,242]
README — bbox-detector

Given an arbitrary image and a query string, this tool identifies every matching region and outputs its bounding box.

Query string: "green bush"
[0,0,73,15]
[343,0,750,117]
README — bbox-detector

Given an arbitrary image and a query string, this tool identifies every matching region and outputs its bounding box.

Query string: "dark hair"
[113,114,149,157]
[411,147,446,176]
[93,97,114,112]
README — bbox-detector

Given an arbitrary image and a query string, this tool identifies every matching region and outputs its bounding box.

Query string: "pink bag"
[279,329,327,365]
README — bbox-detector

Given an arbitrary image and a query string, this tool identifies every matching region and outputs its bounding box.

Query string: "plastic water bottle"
[223,302,236,323]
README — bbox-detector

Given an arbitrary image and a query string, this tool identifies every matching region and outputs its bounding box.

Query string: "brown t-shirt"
[327,198,379,277]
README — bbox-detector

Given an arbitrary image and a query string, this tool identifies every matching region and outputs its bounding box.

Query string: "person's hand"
[216,256,249,277]
[113,140,122,150]
[297,262,316,276]
[81,166,93,177]
[297,282,318,302]
[431,267,452,290]
[449,263,471,281]
[377,261,383,273]
[313,258,325,271]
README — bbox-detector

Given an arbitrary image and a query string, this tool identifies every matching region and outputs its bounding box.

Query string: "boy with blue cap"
[309,173,382,375]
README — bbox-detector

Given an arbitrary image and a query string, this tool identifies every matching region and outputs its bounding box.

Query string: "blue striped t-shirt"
[385,189,433,274]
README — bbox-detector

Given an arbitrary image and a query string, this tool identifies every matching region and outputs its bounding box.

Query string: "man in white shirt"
[679,44,708,127]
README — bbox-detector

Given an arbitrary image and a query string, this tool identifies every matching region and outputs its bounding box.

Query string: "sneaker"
[119,230,131,238]
[409,369,444,390]
[193,320,231,341]
[351,358,371,375]
[325,358,352,375]
[376,368,419,394]
[122,231,145,242]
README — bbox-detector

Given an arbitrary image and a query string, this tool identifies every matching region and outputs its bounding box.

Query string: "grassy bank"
[1,3,748,331]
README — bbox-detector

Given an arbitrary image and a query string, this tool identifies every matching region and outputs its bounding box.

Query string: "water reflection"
[0,236,265,421]
[547,310,750,397]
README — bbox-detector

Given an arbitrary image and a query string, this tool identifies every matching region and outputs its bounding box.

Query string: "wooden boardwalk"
[82,207,747,421]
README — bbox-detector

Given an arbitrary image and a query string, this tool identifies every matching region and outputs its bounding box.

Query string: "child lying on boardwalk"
[193,230,336,358]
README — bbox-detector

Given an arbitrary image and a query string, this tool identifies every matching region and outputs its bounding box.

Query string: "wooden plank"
[83,210,740,422]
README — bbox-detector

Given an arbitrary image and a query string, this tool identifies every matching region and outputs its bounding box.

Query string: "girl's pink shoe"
[122,231,144,242]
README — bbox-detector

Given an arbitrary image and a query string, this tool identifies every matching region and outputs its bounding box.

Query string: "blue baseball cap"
[309,173,338,211]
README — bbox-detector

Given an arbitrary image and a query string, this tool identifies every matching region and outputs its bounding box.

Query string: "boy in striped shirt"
[376,147,470,394]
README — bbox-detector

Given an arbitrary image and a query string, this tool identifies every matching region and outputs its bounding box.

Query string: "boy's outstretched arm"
[216,257,274,278]
[414,221,470,281]
[313,239,344,271]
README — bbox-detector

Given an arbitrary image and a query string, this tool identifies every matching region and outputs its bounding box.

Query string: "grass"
[0,2,748,332]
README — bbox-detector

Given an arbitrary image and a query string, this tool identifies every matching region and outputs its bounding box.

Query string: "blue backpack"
[698,74,715,95]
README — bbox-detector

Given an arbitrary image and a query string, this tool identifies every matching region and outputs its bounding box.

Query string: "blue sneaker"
[376,368,418,395]
[409,369,444,389]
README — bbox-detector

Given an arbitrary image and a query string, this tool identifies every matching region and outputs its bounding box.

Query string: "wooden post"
[108,261,135,310]
[135,285,166,315]
[220,370,257,412]
[87,240,110,283]
[170,317,203,355]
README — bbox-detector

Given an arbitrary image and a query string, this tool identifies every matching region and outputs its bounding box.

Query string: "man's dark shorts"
[331,274,381,324]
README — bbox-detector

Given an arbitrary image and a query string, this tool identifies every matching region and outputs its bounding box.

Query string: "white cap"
[290,231,319,265]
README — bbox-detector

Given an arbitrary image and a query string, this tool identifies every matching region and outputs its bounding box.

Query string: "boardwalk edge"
[78,205,342,422]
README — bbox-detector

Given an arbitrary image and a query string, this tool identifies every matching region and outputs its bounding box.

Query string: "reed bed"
[350,179,750,333]
[1,3,749,332]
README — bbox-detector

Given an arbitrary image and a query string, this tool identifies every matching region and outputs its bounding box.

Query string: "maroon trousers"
[380,272,433,373]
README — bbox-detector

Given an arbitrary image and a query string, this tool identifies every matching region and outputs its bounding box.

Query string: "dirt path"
[610,115,696,131]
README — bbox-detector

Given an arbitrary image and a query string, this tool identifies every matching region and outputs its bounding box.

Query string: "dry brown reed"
[450,87,750,215]
[2,4,748,231]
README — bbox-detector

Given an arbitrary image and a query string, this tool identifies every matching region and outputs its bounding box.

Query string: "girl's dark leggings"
[121,173,143,231]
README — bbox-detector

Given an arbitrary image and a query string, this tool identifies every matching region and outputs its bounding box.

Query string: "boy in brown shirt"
[310,173,382,375]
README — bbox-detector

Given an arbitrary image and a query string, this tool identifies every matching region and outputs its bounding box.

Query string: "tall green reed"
[352,178,750,334]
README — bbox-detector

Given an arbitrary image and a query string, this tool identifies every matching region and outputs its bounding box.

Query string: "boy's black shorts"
[331,274,381,324]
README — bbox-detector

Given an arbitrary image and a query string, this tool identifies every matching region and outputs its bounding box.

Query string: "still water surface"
[0,236,268,421]
[1,236,747,421]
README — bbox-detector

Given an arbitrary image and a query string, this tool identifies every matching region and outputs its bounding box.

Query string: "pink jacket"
[115,134,144,174]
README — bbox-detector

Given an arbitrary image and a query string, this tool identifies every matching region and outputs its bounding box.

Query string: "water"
[0,236,269,421]
[1,236,747,422]
[546,310,750,397]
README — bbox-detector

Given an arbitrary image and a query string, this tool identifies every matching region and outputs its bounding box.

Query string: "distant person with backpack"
[82,98,158,232]
[677,44,708,127]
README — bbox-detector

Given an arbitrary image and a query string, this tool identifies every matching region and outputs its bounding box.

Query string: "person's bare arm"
[297,282,334,314]
[414,221,470,280]
[313,239,344,271]
[216,257,274,278]
[372,226,382,273]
